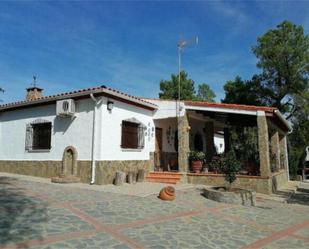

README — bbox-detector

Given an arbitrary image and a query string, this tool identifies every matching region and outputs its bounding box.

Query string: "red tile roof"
[0,85,157,111]
[184,101,276,113]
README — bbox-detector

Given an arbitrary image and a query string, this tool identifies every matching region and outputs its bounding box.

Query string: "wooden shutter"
[138,126,145,149]
[121,121,138,149]
[32,123,52,150]
[25,124,33,151]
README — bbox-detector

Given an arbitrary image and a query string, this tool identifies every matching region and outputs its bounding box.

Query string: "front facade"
[0,85,292,194]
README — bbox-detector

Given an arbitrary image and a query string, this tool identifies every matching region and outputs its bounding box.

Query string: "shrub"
[189,151,205,161]
[219,150,241,189]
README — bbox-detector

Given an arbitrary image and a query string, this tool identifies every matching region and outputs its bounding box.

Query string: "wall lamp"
[107,100,114,111]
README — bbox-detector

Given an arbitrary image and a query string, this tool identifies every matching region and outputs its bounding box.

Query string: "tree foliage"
[222,20,309,178]
[222,75,266,106]
[197,83,216,102]
[223,21,309,118]
[252,20,309,116]
[159,70,215,101]
[217,150,241,189]
[159,70,196,100]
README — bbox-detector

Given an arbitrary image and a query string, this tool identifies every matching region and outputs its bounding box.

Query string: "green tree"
[222,20,309,178]
[218,150,241,190]
[222,75,266,106]
[196,83,216,102]
[159,70,196,100]
[252,20,309,117]
[223,21,309,117]
[288,91,309,178]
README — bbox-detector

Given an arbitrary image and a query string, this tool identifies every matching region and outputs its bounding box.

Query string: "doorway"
[155,127,163,171]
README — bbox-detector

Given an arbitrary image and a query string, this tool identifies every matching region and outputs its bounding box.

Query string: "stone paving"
[0,175,308,249]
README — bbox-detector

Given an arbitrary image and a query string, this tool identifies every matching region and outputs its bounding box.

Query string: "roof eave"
[0,88,157,112]
[273,110,293,133]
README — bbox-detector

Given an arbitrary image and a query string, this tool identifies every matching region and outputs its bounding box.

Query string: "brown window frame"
[32,123,52,150]
[25,121,52,151]
[121,121,144,149]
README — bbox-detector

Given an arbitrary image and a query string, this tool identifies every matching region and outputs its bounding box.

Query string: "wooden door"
[155,128,163,170]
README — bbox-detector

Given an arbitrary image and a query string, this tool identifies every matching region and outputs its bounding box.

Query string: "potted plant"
[189,151,205,173]
[208,155,221,173]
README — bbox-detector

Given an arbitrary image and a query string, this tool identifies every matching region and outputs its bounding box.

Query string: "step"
[146,172,183,184]
[147,172,183,177]
[147,174,181,179]
[146,177,179,184]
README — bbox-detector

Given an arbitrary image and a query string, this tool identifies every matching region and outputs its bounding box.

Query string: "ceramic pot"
[159,186,176,201]
[191,160,203,173]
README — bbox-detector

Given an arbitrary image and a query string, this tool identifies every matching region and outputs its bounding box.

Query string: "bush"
[218,150,241,189]
[189,151,205,161]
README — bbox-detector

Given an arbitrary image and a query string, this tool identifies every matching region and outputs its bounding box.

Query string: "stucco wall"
[188,118,225,154]
[100,98,155,160]
[0,99,95,160]
[154,118,177,153]
[0,97,155,161]
[143,99,185,119]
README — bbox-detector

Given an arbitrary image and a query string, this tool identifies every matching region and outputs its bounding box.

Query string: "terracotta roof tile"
[0,85,157,110]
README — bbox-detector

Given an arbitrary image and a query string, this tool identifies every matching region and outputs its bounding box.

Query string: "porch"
[148,101,291,194]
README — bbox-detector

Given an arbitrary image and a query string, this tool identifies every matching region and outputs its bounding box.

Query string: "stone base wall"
[95,160,151,184]
[0,160,62,178]
[271,170,288,192]
[187,173,273,194]
[0,159,151,185]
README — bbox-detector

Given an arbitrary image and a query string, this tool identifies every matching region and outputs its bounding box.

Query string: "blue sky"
[0,1,308,103]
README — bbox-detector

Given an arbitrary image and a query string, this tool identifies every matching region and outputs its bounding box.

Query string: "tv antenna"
[177,36,198,117]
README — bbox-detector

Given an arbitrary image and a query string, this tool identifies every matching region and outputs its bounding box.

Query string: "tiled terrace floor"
[0,174,308,249]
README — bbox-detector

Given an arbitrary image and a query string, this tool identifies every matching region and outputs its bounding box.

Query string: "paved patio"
[0,174,308,249]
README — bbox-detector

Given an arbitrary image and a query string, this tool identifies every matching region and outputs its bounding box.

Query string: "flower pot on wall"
[191,160,203,173]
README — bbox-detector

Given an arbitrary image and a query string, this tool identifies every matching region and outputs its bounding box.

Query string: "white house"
[0,85,292,194]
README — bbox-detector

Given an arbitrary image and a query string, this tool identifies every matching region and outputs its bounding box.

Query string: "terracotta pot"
[159,186,176,201]
[191,160,203,173]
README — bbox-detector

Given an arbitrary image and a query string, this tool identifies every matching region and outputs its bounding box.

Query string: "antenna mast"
[177,36,198,117]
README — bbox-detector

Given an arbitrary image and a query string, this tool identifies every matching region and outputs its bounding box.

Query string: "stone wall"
[271,170,288,192]
[0,160,62,178]
[178,114,190,172]
[95,160,151,184]
[187,173,272,194]
[0,159,150,185]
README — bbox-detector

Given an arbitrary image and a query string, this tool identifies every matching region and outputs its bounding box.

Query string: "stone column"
[271,130,280,172]
[257,111,271,178]
[223,127,230,153]
[178,114,190,172]
[279,135,289,174]
[205,121,215,162]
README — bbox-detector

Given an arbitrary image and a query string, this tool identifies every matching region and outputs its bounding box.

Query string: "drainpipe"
[90,94,102,185]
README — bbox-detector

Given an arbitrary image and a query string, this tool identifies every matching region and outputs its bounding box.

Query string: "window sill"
[26,149,51,153]
[121,148,143,152]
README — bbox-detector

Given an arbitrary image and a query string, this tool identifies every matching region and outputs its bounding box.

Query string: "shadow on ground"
[0,176,47,248]
[273,188,309,206]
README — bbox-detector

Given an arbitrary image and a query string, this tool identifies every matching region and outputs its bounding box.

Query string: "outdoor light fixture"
[107,100,114,111]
